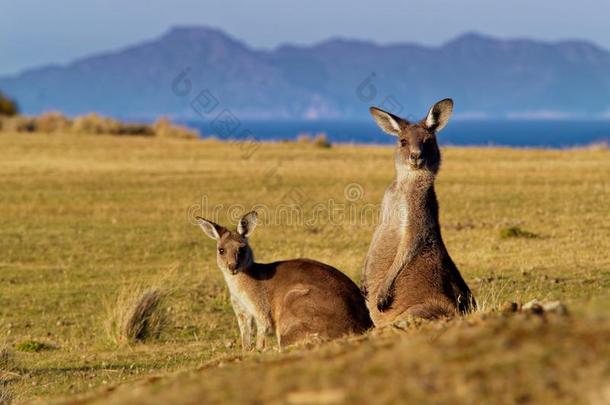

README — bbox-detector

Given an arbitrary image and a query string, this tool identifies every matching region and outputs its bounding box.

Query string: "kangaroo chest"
[374,187,409,251]
[222,272,260,317]
[364,182,416,290]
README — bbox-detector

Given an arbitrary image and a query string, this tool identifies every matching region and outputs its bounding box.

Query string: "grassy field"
[0,133,609,403]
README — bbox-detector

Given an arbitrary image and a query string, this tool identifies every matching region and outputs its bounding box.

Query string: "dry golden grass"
[0,132,608,403]
[74,314,610,405]
[0,344,17,404]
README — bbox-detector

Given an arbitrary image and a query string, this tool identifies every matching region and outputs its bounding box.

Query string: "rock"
[522,299,544,315]
[521,299,569,316]
[542,300,568,315]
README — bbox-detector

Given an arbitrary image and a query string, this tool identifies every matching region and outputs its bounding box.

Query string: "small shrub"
[296,132,332,148]
[0,91,18,117]
[71,113,121,135]
[35,112,71,133]
[153,117,199,139]
[312,133,332,148]
[499,226,538,239]
[14,340,53,353]
[0,112,200,139]
[0,116,36,133]
[296,133,312,143]
[119,123,154,136]
[107,285,168,345]
[583,140,609,150]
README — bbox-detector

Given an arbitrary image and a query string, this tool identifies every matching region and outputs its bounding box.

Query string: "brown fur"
[197,212,372,349]
[362,99,476,326]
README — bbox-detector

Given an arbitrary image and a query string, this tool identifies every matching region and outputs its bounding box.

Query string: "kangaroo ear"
[369,107,405,137]
[195,217,226,240]
[238,211,258,237]
[424,98,453,133]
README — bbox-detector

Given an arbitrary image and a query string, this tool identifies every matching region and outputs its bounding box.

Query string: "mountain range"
[2,26,610,120]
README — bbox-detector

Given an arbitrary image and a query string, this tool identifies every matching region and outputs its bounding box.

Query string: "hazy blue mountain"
[2,27,610,120]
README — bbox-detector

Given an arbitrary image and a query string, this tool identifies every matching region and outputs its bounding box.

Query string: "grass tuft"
[0,382,11,405]
[107,285,169,345]
[0,346,14,371]
[1,344,19,404]
[499,226,538,239]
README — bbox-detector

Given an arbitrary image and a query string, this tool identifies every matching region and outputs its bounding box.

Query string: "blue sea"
[184,119,610,148]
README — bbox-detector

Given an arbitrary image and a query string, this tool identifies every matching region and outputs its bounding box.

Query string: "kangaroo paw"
[377,291,394,312]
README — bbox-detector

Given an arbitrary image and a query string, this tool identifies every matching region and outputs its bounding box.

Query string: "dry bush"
[296,132,332,148]
[0,91,18,117]
[71,113,121,135]
[582,140,609,150]
[312,132,331,148]
[153,117,199,139]
[0,116,36,132]
[0,112,198,139]
[296,133,312,143]
[35,112,71,133]
[118,123,154,136]
[106,285,169,345]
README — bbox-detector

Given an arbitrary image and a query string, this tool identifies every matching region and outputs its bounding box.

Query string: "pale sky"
[1,0,609,76]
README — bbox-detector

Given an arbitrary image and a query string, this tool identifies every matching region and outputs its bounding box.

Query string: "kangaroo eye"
[400,139,407,147]
[218,248,225,255]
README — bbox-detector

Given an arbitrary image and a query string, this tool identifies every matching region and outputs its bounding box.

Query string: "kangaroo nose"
[410,151,421,160]
[227,263,237,271]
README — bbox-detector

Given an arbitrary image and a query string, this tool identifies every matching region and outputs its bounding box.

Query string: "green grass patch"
[499,226,538,239]
[14,340,54,353]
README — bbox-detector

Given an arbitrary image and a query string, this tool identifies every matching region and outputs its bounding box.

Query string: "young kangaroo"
[196,211,372,349]
[361,99,475,326]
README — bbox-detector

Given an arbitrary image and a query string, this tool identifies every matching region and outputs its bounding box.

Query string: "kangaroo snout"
[227,261,239,274]
[409,151,424,168]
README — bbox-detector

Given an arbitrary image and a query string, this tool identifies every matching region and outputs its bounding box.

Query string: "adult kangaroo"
[361,99,475,326]
[196,211,372,350]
